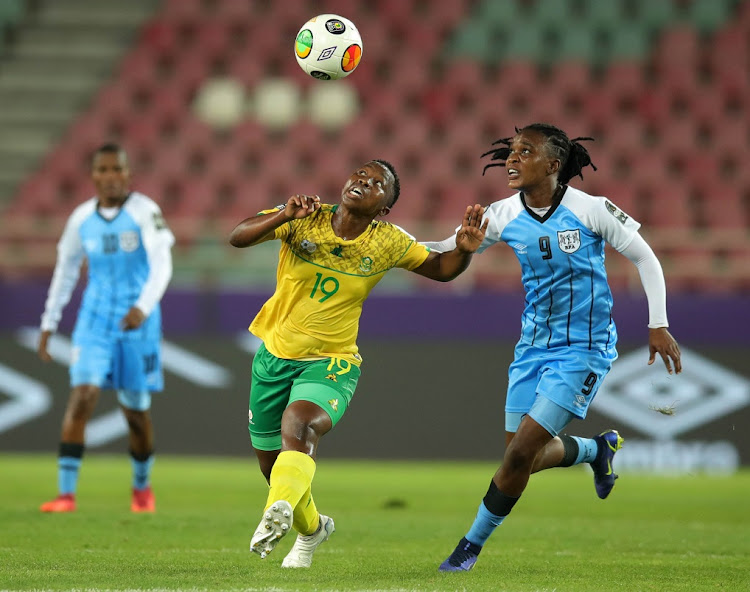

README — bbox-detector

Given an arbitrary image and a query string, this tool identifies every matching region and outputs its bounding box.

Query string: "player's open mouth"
[507,168,519,180]
[347,187,363,198]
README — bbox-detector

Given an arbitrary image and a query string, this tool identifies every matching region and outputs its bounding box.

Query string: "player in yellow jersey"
[230,159,487,568]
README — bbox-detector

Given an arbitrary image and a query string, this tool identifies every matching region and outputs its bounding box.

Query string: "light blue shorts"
[506,396,575,437]
[505,340,617,434]
[70,332,163,394]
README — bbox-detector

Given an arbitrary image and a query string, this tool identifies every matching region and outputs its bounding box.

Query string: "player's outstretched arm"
[229,194,321,248]
[413,204,487,281]
[648,327,682,374]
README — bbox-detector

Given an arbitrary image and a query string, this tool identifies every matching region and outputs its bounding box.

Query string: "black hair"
[481,123,596,185]
[92,142,127,165]
[370,158,400,207]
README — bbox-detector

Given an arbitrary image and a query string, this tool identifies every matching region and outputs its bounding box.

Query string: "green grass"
[1,454,749,592]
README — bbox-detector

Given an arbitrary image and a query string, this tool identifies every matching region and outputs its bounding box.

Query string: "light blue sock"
[58,457,82,495]
[131,455,154,490]
[572,436,599,464]
[465,501,506,546]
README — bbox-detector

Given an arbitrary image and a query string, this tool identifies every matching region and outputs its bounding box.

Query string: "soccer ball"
[294,14,363,80]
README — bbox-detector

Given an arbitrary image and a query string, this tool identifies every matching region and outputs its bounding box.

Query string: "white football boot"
[250,500,293,559]
[281,514,335,568]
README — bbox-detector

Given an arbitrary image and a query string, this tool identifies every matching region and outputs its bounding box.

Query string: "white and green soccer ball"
[294,14,363,81]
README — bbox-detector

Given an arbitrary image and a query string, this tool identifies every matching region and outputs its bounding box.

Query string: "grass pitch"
[1,454,748,592]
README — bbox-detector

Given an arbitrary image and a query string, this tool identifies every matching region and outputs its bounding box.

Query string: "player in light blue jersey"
[430,124,682,571]
[38,143,174,513]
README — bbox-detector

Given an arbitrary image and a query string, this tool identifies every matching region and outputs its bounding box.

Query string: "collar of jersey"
[520,185,567,223]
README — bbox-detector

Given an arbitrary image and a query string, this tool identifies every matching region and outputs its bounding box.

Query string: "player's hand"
[285,194,321,219]
[455,204,488,253]
[38,330,52,363]
[121,307,146,331]
[648,327,682,374]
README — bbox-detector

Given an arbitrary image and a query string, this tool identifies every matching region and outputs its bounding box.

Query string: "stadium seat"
[640,181,696,229]
[606,26,651,61]
[686,0,734,34]
[632,0,677,31]
[161,0,203,24]
[192,20,232,62]
[138,19,180,61]
[583,0,628,31]
[531,0,577,30]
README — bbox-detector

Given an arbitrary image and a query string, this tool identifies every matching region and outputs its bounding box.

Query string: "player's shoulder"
[372,218,417,241]
[124,191,162,214]
[68,198,98,225]
[483,192,525,228]
[560,185,607,214]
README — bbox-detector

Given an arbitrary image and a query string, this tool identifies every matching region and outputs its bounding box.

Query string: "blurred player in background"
[38,143,174,513]
[426,123,682,571]
[229,159,487,567]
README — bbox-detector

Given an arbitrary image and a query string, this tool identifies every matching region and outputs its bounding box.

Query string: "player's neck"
[330,209,371,241]
[98,195,127,209]
[523,183,563,209]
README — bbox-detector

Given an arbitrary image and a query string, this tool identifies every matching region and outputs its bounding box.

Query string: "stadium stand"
[0,0,748,292]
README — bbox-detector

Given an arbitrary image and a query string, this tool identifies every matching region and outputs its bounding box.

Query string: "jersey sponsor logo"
[119,230,140,252]
[605,200,629,224]
[512,242,527,254]
[325,373,338,382]
[331,245,344,257]
[557,229,581,254]
[328,398,339,412]
[300,239,317,253]
[248,409,254,425]
[359,256,373,273]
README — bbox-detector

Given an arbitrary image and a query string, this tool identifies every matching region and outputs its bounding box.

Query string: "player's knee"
[504,443,537,474]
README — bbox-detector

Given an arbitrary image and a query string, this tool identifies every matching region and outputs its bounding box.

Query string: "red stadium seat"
[161,0,203,24]
[137,18,180,61]
[192,20,232,62]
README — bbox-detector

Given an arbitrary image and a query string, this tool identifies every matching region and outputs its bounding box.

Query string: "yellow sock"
[293,486,320,536]
[264,451,316,512]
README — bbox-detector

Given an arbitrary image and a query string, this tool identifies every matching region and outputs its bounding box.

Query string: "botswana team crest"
[557,229,581,254]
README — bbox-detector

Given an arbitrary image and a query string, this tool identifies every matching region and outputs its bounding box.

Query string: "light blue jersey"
[479,186,641,352]
[41,192,174,391]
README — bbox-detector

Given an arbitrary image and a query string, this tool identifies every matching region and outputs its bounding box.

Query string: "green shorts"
[248,343,361,451]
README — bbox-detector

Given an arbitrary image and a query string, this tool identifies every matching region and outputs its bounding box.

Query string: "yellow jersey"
[249,204,430,365]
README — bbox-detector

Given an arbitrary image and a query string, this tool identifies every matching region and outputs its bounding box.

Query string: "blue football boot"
[590,429,625,499]
[438,537,482,572]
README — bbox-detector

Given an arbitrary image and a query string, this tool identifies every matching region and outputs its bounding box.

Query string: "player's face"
[91,151,130,204]
[341,162,393,217]
[505,130,559,191]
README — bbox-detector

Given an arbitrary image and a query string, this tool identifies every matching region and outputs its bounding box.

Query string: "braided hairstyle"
[481,123,596,185]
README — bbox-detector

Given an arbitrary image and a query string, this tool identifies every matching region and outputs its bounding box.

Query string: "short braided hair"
[481,123,596,185]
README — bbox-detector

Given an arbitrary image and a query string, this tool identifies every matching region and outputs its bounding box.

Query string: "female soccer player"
[229,159,487,568]
[38,143,174,513]
[427,123,682,571]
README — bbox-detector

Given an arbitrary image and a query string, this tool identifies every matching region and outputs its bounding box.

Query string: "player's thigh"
[114,338,163,392]
[290,356,361,428]
[505,341,545,432]
[70,333,114,388]
[526,396,576,437]
[249,344,303,451]
[537,348,615,419]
